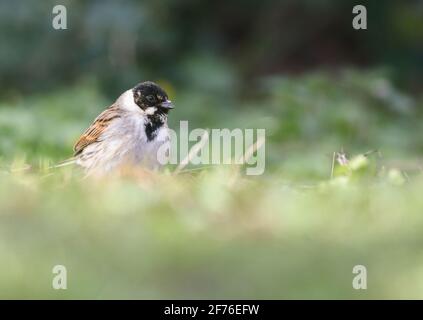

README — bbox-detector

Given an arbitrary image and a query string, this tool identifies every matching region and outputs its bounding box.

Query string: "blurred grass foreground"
[1,71,423,299]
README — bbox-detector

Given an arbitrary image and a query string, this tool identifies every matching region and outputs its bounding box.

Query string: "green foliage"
[0,83,106,162]
[0,0,421,95]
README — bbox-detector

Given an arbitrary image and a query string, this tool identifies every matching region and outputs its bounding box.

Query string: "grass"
[1,70,423,299]
[2,163,423,299]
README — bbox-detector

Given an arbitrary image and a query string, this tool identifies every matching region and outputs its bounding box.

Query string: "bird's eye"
[146,95,155,103]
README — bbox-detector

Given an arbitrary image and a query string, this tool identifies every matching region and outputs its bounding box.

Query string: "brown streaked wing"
[73,105,121,156]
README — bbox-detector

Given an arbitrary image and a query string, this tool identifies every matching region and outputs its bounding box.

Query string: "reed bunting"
[72,81,174,176]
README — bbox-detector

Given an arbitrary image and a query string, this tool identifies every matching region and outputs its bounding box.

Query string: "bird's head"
[132,81,174,115]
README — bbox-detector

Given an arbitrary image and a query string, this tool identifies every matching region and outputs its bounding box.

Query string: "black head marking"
[132,81,169,111]
[132,81,173,141]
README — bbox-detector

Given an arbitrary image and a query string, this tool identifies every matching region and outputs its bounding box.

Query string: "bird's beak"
[160,100,174,110]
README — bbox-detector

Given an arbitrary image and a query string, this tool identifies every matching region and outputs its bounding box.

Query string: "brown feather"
[73,105,121,156]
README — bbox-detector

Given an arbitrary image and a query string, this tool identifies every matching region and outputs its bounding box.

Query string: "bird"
[71,81,174,176]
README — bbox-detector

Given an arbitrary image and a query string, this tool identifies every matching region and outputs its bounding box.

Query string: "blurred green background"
[1,0,423,299]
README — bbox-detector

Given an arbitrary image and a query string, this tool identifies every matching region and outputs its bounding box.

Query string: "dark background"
[1,0,422,98]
